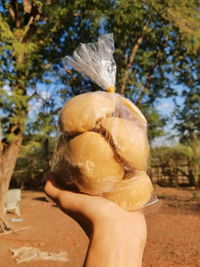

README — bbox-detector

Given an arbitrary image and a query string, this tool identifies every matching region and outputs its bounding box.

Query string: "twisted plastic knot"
[106,86,116,93]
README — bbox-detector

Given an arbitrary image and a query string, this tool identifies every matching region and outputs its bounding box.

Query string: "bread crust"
[59,92,115,135]
[103,171,153,210]
[53,91,153,210]
[98,117,149,171]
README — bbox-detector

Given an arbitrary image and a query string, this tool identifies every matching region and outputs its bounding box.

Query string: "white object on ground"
[10,218,23,222]
[10,246,69,263]
[4,189,21,216]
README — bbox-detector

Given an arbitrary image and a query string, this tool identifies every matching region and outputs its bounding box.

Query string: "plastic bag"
[51,34,156,211]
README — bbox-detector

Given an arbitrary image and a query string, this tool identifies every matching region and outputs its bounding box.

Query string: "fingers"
[44,172,126,225]
[44,172,92,215]
[44,171,62,199]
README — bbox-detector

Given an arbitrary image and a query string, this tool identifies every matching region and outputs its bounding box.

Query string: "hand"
[44,172,147,267]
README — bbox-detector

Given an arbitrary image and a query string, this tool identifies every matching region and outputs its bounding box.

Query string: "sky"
[2,80,184,147]
[152,93,184,147]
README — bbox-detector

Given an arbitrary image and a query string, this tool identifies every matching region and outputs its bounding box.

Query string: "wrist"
[85,211,147,267]
[94,209,147,246]
[94,216,146,250]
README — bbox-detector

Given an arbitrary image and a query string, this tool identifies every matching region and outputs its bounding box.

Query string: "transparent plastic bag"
[63,34,116,91]
[51,34,157,211]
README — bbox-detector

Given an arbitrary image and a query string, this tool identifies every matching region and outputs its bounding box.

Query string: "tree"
[104,1,200,95]
[102,0,200,143]
[175,88,200,142]
[151,142,200,188]
[174,88,200,187]
[1,0,200,217]
[0,0,105,217]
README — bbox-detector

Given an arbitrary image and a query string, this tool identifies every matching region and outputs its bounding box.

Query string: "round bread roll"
[99,117,149,170]
[59,91,115,134]
[52,91,154,210]
[116,94,147,125]
[103,171,153,210]
[66,131,124,194]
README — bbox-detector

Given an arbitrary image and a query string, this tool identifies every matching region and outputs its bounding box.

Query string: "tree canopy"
[0,0,200,215]
[1,0,200,143]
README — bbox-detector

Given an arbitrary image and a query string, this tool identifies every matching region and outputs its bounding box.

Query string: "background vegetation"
[0,0,200,216]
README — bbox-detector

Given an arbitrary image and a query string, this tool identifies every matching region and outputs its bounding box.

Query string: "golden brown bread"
[52,91,153,210]
[59,91,115,134]
[103,171,153,210]
[98,117,149,170]
[117,95,147,124]
[59,131,124,194]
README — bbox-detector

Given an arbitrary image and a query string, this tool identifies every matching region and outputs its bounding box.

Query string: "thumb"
[44,173,93,215]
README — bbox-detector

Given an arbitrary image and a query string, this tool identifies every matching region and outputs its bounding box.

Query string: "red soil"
[0,186,199,267]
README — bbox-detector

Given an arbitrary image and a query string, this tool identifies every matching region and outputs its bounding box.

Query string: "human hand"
[44,172,147,267]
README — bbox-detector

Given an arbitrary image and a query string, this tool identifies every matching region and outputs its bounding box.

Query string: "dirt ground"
[0,186,199,267]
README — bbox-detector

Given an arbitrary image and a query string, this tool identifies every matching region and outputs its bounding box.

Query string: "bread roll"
[59,91,115,135]
[103,171,153,210]
[117,95,147,125]
[65,131,124,194]
[99,117,149,170]
[52,91,154,210]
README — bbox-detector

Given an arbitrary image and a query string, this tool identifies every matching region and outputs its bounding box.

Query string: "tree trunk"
[188,164,197,187]
[120,23,148,95]
[0,1,30,219]
[0,140,22,217]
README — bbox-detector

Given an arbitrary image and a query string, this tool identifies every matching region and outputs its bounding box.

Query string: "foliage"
[11,136,55,190]
[175,88,200,143]
[1,0,200,144]
[105,0,200,97]
[151,141,200,187]
[0,0,105,142]
[102,0,200,140]
[0,0,200,192]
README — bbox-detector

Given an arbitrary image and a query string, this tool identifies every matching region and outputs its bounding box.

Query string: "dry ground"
[0,186,199,267]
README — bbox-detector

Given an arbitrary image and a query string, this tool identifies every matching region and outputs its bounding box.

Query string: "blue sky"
[29,81,183,147]
[153,93,184,146]
[2,80,184,147]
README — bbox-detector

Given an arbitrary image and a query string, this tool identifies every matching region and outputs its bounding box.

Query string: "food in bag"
[51,34,155,210]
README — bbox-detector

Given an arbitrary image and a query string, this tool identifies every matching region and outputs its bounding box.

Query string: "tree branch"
[23,0,32,14]
[120,23,149,95]
[19,15,34,42]
[11,0,20,28]
[8,6,15,21]
[135,55,160,105]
